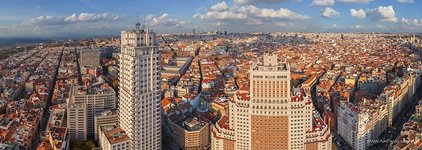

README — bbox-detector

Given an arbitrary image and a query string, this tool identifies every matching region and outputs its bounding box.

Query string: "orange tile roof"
[162,98,170,108]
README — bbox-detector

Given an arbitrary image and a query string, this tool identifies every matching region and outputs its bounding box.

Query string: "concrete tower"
[211,53,332,150]
[118,22,161,150]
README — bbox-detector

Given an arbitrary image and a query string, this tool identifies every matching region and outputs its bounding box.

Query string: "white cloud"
[238,5,309,20]
[350,9,366,19]
[397,0,414,3]
[1,12,124,37]
[311,0,335,6]
[320,7,339,19]
[234,0,288,5]
[23,13,120,26]
[350,6,397,22]
[337,0,373,3]
[146,13,189,28]
[193,2,309,26]
[193,11,247,20]
[64,13,119,22]
[210,2,229,11]
[366,5,397,22]
[392,18,422,30]
[401,18,422,26]
[332,24,337,28]
[23,16,64,26]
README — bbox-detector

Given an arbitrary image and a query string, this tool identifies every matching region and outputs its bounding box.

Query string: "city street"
[369,79,422,149]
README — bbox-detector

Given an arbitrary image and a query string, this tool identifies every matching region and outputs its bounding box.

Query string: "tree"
[85,140,96,149]
[73,140,84,149]
[72,140,97,150]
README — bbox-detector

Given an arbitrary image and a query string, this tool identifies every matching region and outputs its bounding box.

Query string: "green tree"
[85,140,96,149]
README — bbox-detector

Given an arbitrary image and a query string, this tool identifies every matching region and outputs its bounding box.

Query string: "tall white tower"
[119,22,161,150]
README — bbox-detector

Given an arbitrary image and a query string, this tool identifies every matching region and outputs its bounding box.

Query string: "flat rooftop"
[103,127,130,144]
[177,117,207,131]
[72,84,115,96]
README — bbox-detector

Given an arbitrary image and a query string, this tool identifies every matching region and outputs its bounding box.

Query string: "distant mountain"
[0,37,51,48]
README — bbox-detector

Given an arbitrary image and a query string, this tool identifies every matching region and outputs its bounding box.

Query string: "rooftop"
[103,127,130,144]
[250,53,290,72]
[72,83,115,96]
[177,117,207,131]
[217,115,232,131]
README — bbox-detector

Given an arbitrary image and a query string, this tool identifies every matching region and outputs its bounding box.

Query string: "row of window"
[252,75,288,79]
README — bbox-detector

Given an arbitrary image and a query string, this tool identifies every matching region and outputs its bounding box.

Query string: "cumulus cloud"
[64,13,119,22]
[397,0,414,3]
[234,0,288,5]
[23,13,120,26]
[311,0,335,6]
[23,16,65,26]
[146,13,189,28]
[350,9,366,19]
[350,6,396,22]
[237,5,309,20]
[210,1,229,11]
[401,18,422,26]
[193,2,309,26]
[337,0,373,3]
[320,7,339,19]
[0,12,124,37]
[366,5,397,22]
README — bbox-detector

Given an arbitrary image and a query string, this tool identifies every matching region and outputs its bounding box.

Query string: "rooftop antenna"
[143,16,147,30]
[135,13,141,30]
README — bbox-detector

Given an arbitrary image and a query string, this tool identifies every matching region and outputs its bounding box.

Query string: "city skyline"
[0,20,421,149]
[1,0,422,37]
[0,1,421,150]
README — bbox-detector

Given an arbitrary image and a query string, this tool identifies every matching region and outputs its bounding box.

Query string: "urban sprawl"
[0,23,421,150]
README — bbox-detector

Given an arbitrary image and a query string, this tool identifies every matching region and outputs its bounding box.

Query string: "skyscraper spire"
[143,16,147,30]
[135,13,141,30]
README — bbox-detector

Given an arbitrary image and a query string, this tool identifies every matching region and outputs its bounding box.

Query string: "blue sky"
[0,0,421,37]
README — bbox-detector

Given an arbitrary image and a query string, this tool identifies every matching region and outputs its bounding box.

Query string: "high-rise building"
[70,84,116,137]
[211,53,331,150]
[67,103,88,141]
[119,22,161,150]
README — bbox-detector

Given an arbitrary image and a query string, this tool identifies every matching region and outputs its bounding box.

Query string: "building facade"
[119,22,162,150]
[67,103,88,141]
[99,125,130,150]
[337,100,388,150]
[171,117,210,150]
[70,85,116,137]
[94,109,119,140]
[211,53,331,150]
